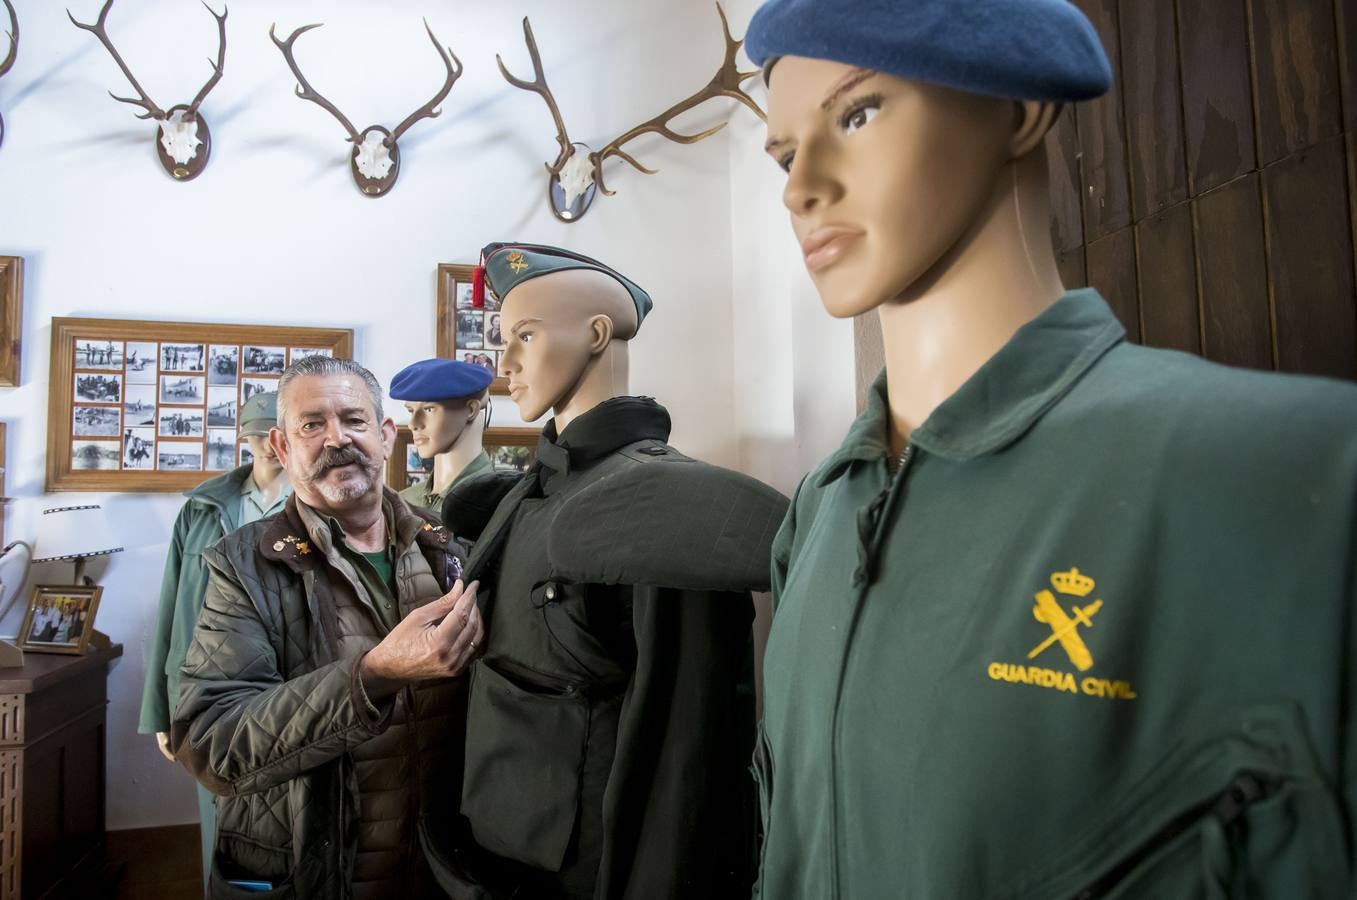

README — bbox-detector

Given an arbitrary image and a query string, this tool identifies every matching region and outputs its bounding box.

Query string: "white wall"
[0,0,855,830]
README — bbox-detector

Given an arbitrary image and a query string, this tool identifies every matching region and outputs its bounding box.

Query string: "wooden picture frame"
[17,584,103,655]
[47,317,353,492]
[436,263,509,396]
[0,257,22,387]
[387,425,540,492]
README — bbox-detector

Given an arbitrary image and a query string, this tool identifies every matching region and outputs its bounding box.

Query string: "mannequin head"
[244,433,283,479]
[499,267,638,424]
[764,59,1057,318]
[405,390,488,458]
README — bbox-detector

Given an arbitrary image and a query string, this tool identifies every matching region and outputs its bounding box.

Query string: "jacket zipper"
[1070,772,1282,899]
[832,443,916,896]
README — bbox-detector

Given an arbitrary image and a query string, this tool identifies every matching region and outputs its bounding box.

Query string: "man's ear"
[587,314,616,355]
[1009,101,1060,159]
[268,427,288,466]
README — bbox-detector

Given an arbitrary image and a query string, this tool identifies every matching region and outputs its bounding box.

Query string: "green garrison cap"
[475,242,653,329]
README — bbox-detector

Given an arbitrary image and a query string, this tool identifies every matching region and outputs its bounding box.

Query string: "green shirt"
[326,510,399,633]
[757,290,1357,898]
[399,450,493,512]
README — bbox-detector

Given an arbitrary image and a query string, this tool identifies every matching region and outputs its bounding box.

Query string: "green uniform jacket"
[399,450,493,512]
[138,464,289,734]
[756,290,1357,899]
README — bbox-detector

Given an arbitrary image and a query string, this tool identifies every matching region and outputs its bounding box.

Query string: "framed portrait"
[437,264,508,395]
[0,257,22,386]
[47,318,353,492]
[386,425,540,491]
[18,584,103,655]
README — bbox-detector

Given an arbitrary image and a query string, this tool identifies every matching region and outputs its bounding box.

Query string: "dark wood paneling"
[1086,226,1141,342]
[1178,0,1256,195]
[1073,0,1132,238]
[1136,203,1200,353]
[1120,0,1188,216]
[1264,137,1357,377]
[1046,106,1085,253]
[1057,248,1088,291]
[1340,0,1357,132]
[1195,175,1273,369]
[1250,0,1343,165]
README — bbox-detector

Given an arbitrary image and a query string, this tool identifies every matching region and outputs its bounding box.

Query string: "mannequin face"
[764,56,1014,317]
[405,398,475,458]
[244,433,283,478]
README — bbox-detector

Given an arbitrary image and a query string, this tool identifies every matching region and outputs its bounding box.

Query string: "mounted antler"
[498,2,764,222]
[271,19,462,197]
[0,0,18,150]
[68,0,227,180]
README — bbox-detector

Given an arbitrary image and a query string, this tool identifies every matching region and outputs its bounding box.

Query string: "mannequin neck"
[552,340,630,434]
[250,460,289,506]
[879,146,1065,455]
[429,419,486,494]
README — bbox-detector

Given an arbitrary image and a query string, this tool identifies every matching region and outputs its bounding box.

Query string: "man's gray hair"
[276,356,384,427]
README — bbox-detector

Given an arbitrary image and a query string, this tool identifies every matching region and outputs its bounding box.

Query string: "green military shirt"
[756,290,1357,898]
[399,450,492,512]
[323,506,400,633]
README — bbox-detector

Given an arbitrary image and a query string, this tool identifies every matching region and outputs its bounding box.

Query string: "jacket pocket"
[210,839,296,900]
[461,659,589,872]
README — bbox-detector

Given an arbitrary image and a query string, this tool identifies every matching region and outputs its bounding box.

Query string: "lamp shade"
[32,505,124,563]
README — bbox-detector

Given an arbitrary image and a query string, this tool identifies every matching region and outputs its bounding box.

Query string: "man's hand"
[359,579,484,699]
[155,731,175,762]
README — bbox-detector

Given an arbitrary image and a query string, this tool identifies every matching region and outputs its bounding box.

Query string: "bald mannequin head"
[499,268,638,427]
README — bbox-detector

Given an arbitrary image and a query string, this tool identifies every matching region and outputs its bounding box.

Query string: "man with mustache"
[172,356,484,899]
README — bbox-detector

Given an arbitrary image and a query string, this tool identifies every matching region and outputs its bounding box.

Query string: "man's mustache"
[304,445,373,481]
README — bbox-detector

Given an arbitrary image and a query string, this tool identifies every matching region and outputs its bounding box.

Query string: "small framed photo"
[72,405,121,437]
[124,383,157,425]
[160,375,204,405]
[162,343,205,372]
[18,585,103,655]
[74,340,124,370]
[241,376,277,405]
[205,429,237,471]
[289,347,332,364]
[75,372,122,403]
[438,263,508,395]
[126,341,158,380]
[208,345,239,384]
[159,444,203,471]
[243,346,286,375]
[71,439,120,470]
[158,409,204,438]
[207,385,237,427]
[123,427,155,469]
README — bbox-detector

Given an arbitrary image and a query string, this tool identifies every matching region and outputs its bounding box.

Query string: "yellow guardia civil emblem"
[506,250,528,272]
[1027,567,1099,671]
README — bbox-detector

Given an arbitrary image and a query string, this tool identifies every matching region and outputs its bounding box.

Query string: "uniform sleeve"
[769,475,809,612]
[137,507,191,734]
[170,551,392,798]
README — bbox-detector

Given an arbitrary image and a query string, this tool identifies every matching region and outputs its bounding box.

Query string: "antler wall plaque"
[497,2,764,223]
[0,0,18,150]
[68,0,227,181]
[270,20,462,198]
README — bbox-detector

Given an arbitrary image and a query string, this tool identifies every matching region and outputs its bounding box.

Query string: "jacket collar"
[534,396,671,482]
[259,489,451,572]
[184,463,255,510]
[818,289,1124,485]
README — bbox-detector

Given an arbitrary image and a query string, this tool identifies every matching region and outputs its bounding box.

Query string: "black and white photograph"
[75,372,122,403]
[241,377,276,404]
[243,346,286,375]
[75,339,124,370]
[159,446,203,471]
[124,383,157,425]
[72,405,121,437]
[122,427,154,469]
[71,439,120,470]
[240,445,254,466]
[162,343,205,372]
[490,443,533,472]
[462,350,497,375]
[483,312,505,350]
[207,386,237,427]
[205,429,237,471]
[456,310,484,350]
[289,347,332,364]
[208,345,239,385]
[125,341,158,379]
[455,281,474,310]
[160,375,204,404]
[159,409,204,438]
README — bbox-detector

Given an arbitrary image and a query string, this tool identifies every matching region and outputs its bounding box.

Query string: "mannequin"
[426,243,788,900]
[744,1,1357,898]
[390,358,495,511]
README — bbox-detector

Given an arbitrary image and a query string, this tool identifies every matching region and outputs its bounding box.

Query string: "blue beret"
[480,242,652,330]
[746,0,1112,103]
[390,358,494,402]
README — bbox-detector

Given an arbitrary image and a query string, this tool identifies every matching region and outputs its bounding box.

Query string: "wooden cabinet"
[0,645,122,899]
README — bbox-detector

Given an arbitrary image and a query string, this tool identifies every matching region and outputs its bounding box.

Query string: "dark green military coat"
[426,397,787,900]
[756,290,1357,898]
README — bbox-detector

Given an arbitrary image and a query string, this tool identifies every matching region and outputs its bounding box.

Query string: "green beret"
[477,242,652,330]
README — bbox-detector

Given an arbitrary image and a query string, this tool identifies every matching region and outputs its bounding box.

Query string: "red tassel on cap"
[472,264,485,309]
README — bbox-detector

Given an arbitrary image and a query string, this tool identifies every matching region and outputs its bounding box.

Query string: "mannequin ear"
[587,314,615,355]
[464,397,482,423]
[1009,101,1060,159]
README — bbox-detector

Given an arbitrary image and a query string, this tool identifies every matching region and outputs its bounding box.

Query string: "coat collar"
[259,489,451,572]
[818,289,1124,485]
[534,396,671,482]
